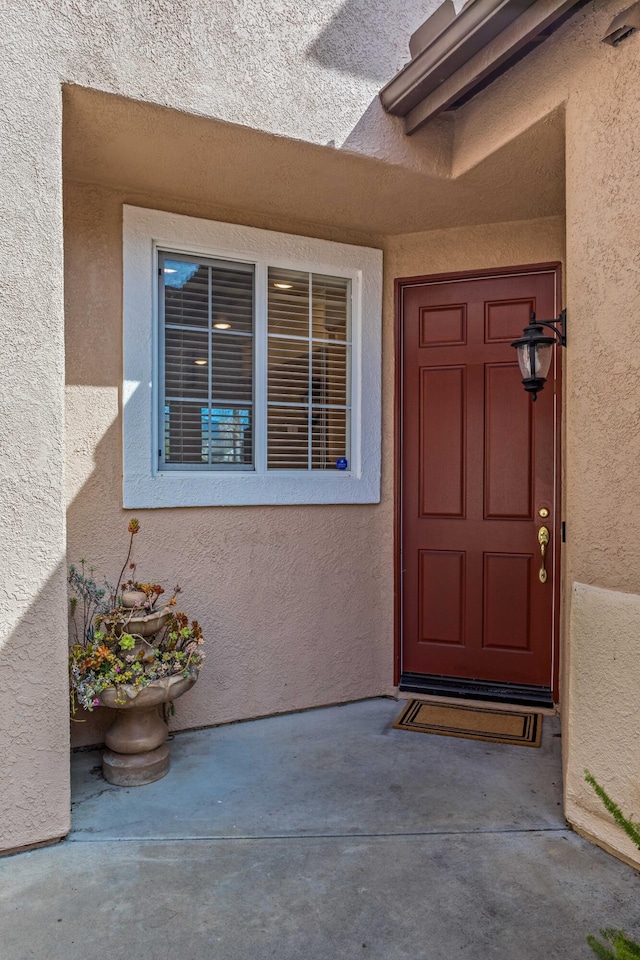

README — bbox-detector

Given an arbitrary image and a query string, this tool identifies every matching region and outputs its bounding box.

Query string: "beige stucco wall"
[566,585,640,866]
[0,44,69,855]
[0,0,465,854]
[65,181,563,753]
[64,181,393,749]
[562,17,640,865]
[3,0,640,863]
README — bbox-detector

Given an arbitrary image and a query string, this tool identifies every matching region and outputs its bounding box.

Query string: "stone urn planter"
[121,589,148,609]
[99,669,199,786]
[68,519,206,787]
[103,604,172,639]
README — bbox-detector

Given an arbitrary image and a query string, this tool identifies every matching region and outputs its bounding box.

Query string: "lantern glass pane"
[517,342,553,379]
[535,343,553,379]
[517,343,533,378]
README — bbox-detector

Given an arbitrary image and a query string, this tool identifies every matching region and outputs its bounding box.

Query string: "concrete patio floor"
[1,698,639,959]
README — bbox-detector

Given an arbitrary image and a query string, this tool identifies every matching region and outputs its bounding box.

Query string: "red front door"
[399,266,560,700]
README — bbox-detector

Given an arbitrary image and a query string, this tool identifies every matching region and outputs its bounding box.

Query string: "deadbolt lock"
[538,507,550,518]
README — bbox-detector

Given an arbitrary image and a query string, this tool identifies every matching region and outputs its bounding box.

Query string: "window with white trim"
[122,206,381,508]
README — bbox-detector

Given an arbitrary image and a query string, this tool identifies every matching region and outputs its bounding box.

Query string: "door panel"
[483,552,531,650]
[418,550,465,645]
[400,268,559,692]
[420,366,466,518]
[484,363,532,519]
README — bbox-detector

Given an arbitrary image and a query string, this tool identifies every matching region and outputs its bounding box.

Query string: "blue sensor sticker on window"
[336,457,348,470]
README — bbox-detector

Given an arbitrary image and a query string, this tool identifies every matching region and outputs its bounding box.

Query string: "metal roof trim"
[380,0,541,116]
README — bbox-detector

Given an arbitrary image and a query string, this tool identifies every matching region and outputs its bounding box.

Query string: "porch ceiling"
[63,85,564,237]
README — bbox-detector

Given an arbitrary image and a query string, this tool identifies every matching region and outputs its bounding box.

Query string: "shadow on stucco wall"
[64,383,394,751]
[0,562,71,850]
[306,0,439,81]
[339,94,454,175]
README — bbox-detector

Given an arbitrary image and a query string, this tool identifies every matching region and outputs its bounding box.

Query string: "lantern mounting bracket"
[531,308,567,346]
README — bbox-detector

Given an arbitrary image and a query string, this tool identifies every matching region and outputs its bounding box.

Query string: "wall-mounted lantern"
[511,309,566,401]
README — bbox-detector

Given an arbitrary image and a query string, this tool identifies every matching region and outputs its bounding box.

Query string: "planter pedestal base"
[103,742,170,786]
[97,671,198,787]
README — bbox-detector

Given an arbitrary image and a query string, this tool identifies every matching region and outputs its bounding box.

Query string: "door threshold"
[399,672,554,709]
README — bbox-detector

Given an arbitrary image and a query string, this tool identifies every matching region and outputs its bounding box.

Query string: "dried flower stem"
[113,519,140,606]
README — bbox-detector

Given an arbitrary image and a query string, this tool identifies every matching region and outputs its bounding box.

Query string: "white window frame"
[123,205,382,507]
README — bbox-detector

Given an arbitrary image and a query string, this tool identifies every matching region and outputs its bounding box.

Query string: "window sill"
[123,469,380,508]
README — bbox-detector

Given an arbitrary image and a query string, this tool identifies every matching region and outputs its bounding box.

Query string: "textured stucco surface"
[566,585,640,866]
[62,85,565,234]
[0,52,70,852]
[3,0,640,860]
[8,0,442,155]
[64,182,392,749]
[562,18,640,866]
[2,0,438,854]
[65,179,564,751]
[0,0,458,853]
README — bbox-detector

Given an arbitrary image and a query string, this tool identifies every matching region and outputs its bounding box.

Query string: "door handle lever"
[538,526,550,583]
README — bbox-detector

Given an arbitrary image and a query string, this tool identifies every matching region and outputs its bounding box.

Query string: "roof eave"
[380,0,584,132]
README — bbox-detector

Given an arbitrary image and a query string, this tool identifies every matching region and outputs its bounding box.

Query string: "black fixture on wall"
[511,309,566,401]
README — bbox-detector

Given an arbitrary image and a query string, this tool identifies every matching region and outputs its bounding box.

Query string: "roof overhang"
[63,86,565,237]
[380,0,584,133]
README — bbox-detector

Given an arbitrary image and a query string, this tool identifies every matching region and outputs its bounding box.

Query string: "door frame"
[394,262,563,703]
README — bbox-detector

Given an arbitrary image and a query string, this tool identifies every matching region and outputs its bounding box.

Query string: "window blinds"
[268,268,351,470]
[161,254,254,468]
[159,252,351,472]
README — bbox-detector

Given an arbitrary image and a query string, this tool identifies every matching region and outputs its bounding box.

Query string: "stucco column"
[562,32,640,865]
[0,68,70,851]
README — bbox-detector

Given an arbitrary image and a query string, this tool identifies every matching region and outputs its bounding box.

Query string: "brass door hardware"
[538,526,550,583]
[538,507,549,518]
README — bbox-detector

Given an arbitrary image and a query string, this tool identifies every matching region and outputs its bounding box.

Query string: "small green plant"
[586,930,640,960]
[585,772,640,849]
[68,561,113,645]
[585,771,640,958]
